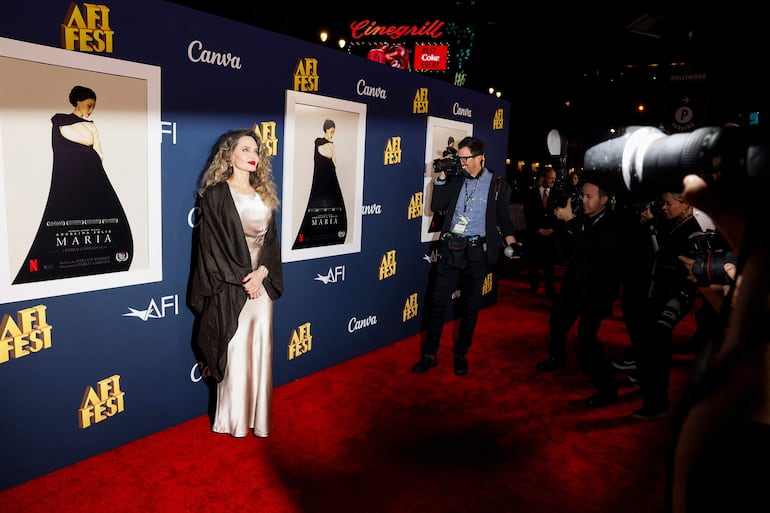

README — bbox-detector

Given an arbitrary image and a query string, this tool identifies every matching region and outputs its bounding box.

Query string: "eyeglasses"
[457,154,481,163]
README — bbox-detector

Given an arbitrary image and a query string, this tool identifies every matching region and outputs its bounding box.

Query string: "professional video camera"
[583,125,769,198]
[432,156,463,176]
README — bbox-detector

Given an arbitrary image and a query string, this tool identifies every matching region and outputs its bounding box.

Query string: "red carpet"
[0,268,697,513]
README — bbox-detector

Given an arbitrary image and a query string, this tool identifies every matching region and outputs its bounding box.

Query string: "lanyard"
[463,178,479,213]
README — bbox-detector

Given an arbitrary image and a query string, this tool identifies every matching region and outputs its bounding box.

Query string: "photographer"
[583,124,770,512]
[613,198,659,376]
[670,173,770,513]
[535,178,623,408]
[630,191,703,420]
[412,136,518,376]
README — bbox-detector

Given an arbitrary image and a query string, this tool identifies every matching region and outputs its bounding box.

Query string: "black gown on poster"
[13,113,133,284]
[292,136,347,249]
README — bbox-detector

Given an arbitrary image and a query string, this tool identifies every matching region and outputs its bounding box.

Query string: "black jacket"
[523,185,559,235]
[560,208,621,315]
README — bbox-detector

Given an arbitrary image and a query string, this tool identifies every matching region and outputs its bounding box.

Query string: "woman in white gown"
[189,128,283,438]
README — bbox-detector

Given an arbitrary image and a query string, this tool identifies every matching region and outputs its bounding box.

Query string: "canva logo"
[187,40,242,69]
[356,79,388,99]
[190,362,208,382]
[123,295,179,321]
[361,204,382,215]
[452,102,472,117]
[348,314,378,333]
[188,206,201,229]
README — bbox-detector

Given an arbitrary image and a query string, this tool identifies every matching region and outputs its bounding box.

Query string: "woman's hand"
[241,266,268,299]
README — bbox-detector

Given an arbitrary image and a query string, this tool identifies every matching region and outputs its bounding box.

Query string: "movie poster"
[281,90,366,263]
[0,38,162,302]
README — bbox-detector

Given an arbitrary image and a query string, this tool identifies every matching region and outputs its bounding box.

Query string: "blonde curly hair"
[198,128,280,210]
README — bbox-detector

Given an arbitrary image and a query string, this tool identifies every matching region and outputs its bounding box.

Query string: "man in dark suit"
[523,167,559,298]
[412,136,519,376]
[535,177,622,407]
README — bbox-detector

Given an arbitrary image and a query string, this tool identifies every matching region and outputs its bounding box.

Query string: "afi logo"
[423,249,439,263]
[314,266,345,284]
[123,295,179,321]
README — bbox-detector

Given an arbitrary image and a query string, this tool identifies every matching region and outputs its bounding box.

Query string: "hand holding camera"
[432,156,463,177]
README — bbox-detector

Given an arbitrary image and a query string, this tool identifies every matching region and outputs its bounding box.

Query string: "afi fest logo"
[61,3,114,53]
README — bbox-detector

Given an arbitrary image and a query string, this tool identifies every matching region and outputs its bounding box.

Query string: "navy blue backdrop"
[0,0,510,490]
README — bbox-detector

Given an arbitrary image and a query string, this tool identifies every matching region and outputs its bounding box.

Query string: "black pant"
[548,284,616,392]
[637,292,695,410]
[527,233,556,293]
[423,254,489,357]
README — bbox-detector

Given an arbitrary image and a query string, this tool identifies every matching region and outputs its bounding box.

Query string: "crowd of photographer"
[421,126,763,512]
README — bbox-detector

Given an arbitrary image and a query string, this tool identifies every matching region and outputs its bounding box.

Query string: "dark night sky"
[169,1,767,164]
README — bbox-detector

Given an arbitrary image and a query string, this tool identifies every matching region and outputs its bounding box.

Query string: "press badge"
[451,215,469,234]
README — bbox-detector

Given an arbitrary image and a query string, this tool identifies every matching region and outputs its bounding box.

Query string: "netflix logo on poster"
[413,45,448,71]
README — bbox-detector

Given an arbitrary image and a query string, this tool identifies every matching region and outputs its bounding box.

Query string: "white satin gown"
[212,187,274,438]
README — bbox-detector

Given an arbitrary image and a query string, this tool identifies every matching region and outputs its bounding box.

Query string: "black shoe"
[585,390,618,408]
[453,354,468,376]
[412,355,437,373]
[536,357,566,372]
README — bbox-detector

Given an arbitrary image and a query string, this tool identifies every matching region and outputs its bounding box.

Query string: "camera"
[583,125,770,198]
[687,230,716,258]
[691,251,736,287]
[637,198,663,217]
[432,156,463,176]
[687,230,736,287]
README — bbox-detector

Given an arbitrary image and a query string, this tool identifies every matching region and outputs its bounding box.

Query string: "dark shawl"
[189,181,283,382]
